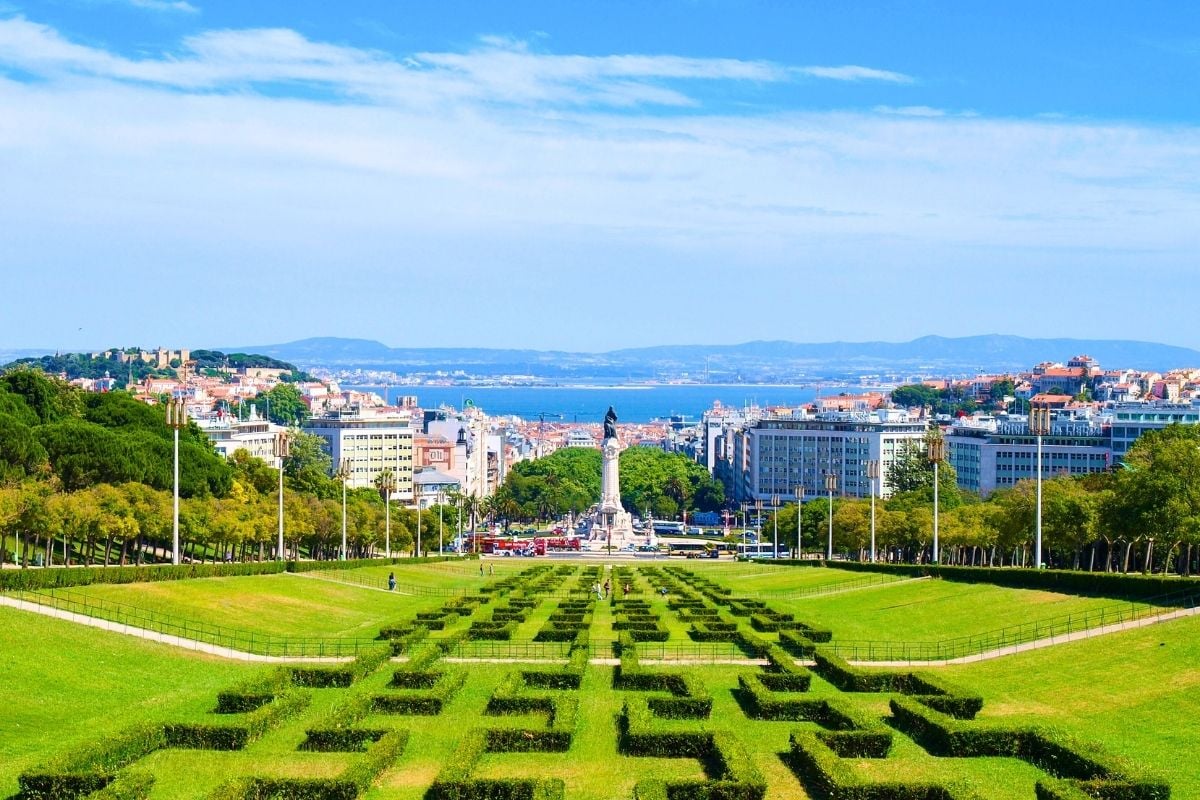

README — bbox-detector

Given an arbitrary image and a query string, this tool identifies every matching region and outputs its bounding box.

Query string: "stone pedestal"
[597,437,634,546]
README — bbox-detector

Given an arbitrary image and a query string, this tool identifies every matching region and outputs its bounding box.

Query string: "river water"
[343,384,863,423]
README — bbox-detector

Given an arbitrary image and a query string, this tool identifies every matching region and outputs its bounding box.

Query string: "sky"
[1,1,1198,354]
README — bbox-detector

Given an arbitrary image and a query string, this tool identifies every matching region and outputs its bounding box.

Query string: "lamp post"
[416,495,423,558]
[1030,402,1051,569]
[927,430,946,565]
[166,396,187,566]
[794,485,805,559]
[379,470,396,559]
[824,471,838,561]
[866,459,880,563]
[438,489,445,556]
[274,432,290,561]
[771,494,779,559]
[336,458,351,561]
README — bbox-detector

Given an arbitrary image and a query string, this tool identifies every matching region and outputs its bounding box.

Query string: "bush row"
[211,729,408,800]
[889,697,1168,798]
[623,701,766,800]
[826,561,1200,602]
[426,728,565,800]
[736,675,892,759]
[789,730,963,800]
[466,619,519,640]
[290,644,391,688]
[372,671,467,715]
[813,651,983,719]
[760,644,813,692]
[615,632,712,718]
[164,690,310,751]
[19,721,165,799]
[0,556,476,592]
[0,561,288,592]
[89,771,155,800]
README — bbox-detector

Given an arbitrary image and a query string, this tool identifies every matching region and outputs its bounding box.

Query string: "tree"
[890,384,940,409]
[284,430,337,498]
[1107,424,1200,574]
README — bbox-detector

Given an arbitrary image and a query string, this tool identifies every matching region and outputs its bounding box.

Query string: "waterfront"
[343,384,863,422]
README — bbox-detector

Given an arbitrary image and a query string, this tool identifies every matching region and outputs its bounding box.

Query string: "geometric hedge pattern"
[19,563,1171,799]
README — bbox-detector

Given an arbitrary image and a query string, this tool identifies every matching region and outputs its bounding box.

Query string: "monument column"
[598,406,633,547]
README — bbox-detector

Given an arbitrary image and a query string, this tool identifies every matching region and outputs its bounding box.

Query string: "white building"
[195,410,285,464]
[745,408,927,501]
[946,416,1110,496]
[304,409,415,496]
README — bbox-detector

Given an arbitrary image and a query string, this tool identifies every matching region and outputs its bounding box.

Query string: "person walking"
[480,562,485,577]
[387,572,396,591]
[603,579,610,598]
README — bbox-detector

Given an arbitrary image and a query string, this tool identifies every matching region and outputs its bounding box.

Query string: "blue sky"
[1,1,1198,353]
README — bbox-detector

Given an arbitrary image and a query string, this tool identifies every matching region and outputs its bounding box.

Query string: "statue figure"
[603,406,618,440]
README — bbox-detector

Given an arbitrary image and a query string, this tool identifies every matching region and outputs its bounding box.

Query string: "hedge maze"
[16,562,1174,799]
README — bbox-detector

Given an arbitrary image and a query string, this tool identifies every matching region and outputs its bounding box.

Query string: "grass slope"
[948,613,1200,798]
[0,606,251,798]
[54,573,444,638]
[771,578,1155,641]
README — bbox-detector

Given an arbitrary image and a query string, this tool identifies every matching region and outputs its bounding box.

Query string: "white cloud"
[798,65,913,83]
[0,18,1198,350]
[0,17,905,108]
[874,104,946,117]
[128,0,198,12]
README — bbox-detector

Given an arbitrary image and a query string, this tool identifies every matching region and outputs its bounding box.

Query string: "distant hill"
[227,334,1200,379]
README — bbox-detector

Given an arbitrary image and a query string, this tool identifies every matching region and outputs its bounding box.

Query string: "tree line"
[0,369,460,566]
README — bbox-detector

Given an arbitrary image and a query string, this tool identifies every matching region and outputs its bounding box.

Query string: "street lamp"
[438,489,445,556]
[866,459,880,563]
[336,457,351,561]
[379,470,396,559]
[771,494,780,559]
[794,485,805,559]
[166,396,187,566]
[1030,402,1052,569]
[274,432,290,561]
[927,430,946,565]
[824,471,838,561]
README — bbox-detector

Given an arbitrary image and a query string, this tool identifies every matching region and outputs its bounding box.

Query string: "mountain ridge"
[224,334,1200,378]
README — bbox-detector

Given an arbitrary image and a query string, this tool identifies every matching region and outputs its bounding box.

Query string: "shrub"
[164,690,309,750]
[19,722,165,800]
[372,671,467,715]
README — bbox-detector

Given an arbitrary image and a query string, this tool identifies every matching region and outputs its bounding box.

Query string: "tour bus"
[667,540,719,558]
[652,521,686,535]
[735,543,791,559]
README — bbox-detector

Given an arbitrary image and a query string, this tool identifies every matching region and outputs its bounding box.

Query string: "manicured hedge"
[736,675,892,758]
[372,671,467,715]
[825,561,1200,602]
[216,667,291,713]
[788,730,963,799]
[467,620,519,640]
[0,556,472,592]
[290,644,391,688]
[889,696,1168,798]
[19,722,165,799]
[812,651,984,719]
[0,561,288,592]
[426,728,565,800]
[623,702,766,800]
[212,729,408,800]
[89,770,155,800]
[778,630,818,657]
[615,633,712,718]
[164,690,310,750]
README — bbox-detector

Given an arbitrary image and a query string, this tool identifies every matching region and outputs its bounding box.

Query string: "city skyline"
[2,2,1198,352]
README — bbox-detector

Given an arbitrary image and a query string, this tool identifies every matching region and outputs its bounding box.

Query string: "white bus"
[736,543,791,559]
[652,521,685,535]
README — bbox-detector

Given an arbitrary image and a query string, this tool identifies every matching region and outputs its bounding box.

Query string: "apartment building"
[743,408,928,502]
[946,416,1110,496]
[304,409,415,497]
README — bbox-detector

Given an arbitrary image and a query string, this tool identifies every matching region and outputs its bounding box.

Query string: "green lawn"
[44,573,446,639]
[770,577,1159,643]
[0,606,252,798]
[2,561,1193,799]
[946,612,1200,798]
